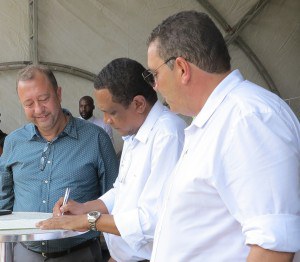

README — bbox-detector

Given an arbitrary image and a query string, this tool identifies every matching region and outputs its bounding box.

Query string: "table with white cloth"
[0,212,83,262]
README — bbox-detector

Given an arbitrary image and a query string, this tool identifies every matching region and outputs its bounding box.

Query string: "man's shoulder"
[91,117,108,128]
[73,116,110,137]
[6,123,34,142]
[228,82,288,117]
[159,109,187,127]
[74,117,100,130]
[153,109,187,136]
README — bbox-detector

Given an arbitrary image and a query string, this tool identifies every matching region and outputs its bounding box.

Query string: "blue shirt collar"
[27,109,78,142]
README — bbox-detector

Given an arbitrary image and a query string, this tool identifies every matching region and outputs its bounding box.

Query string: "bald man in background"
[79,95,114,144]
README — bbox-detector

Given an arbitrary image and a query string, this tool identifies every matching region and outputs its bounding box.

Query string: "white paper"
[0,212,52,230]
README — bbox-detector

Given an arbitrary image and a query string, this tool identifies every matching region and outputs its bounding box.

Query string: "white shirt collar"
[122,100,165,144]
[192,69,244,129]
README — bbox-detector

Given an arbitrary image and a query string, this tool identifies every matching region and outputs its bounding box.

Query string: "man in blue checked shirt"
[0,65,119,261]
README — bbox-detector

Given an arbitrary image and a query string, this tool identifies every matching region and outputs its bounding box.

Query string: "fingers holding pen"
[53,188,71,217]
[53,198,86,217]
[52,188,90,218]
[53,197,64,216]
[59,199,77,215]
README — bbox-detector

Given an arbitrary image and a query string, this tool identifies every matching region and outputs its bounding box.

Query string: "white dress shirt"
[100,101,186,261]
[80,115,114,143]
[151,70,300,261]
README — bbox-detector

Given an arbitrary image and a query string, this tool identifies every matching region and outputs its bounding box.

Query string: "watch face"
[89,211,99,217]
[88,211,100,222]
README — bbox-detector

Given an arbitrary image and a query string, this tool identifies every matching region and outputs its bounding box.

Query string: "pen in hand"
[61,187,70,216]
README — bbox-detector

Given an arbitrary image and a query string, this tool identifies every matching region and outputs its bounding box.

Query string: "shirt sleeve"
[0,139,14,210]
[99,187,116,213]
[113,133,183,251]
[218,112,300,252]
[97,131,119,195]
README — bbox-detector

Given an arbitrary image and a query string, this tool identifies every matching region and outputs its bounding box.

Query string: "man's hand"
[36,214,89,231]
[53,197,86,217]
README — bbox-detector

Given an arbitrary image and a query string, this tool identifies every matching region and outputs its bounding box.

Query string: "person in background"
[37,58,186,262]
[0,65,119,262]
[79,95,114,144]
[144,10,300,261]
[0,129,7,156]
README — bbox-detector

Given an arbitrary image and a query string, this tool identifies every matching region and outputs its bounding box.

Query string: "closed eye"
[24,102,34,108]
[38,96,50,103]
[109,111,117,116]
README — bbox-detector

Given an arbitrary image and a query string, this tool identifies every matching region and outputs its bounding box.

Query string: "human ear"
[57,86,62,102]
[132,95,146,113]
[175,57,191,84]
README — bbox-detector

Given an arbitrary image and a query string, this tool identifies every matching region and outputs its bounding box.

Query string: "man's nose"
[34,102,45,114]
[103,113,112,124]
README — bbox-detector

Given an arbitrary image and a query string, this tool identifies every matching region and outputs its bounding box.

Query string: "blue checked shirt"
[0,110,119,253]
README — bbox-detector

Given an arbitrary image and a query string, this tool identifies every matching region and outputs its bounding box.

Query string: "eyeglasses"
[39,142,51,171]
[142,57,176,87]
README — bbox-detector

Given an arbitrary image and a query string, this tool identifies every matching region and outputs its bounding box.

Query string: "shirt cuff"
[114,209,147,251]
[99,189,115,213]
[243,214,300,252]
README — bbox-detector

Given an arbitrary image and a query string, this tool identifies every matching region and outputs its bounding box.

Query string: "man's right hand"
[53,197,86,217]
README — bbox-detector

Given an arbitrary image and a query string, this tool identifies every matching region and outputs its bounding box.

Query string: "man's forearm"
[96,214,120,236]
[82,199,109,214]
[247,245,294,262]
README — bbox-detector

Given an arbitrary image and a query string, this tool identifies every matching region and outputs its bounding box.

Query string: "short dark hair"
[0,129,7,147]
[79,96,94,106]
[147,10,231,73]
[16,64,58,90]
[94,58,157,108]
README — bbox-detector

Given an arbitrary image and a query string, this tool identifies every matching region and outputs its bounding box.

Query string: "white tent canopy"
[0,0,299,152]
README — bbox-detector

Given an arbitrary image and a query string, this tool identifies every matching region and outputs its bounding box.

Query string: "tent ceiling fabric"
[0,0,299,151]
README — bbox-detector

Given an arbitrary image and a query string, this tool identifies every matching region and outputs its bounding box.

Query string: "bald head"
[79,96,95,120]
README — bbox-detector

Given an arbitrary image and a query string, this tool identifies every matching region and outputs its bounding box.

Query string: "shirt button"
[47,160,51,164]
[45,180,48,184]
[42,200,46,203]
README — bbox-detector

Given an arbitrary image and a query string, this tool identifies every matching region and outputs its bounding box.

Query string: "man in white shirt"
[143,11,300,262]
[37,58,186,261]
[79,95,114,143]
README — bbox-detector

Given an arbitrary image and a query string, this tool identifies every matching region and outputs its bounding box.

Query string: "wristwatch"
[87,211,101,231]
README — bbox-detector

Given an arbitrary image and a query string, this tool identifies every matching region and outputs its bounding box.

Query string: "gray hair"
[147,10,231,73]
[16,64,58,90]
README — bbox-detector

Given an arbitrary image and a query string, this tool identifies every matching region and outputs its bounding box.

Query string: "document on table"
[0,212,52,230]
